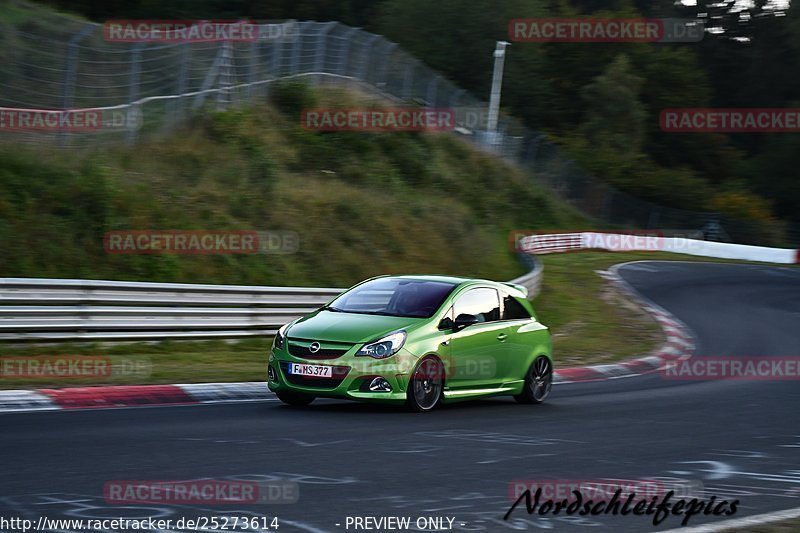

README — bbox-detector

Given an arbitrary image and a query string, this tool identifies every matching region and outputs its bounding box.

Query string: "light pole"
[486,40,510,146]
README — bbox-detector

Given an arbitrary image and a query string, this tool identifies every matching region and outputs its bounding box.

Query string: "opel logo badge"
[309,342,321,354]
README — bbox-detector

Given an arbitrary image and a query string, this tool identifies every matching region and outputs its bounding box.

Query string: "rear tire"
[514,356,553,404]
[406,356,444,412]
[276,390,315,407]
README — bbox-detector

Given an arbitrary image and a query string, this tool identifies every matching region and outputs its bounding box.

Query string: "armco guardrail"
[510,253,543,297]
[0,278,343,341]
[517,232,800,264]
[0,263,542,342]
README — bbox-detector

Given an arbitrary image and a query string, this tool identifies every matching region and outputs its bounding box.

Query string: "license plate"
[288,363,333,378]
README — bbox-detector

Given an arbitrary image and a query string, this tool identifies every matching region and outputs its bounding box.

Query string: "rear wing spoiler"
[501,282,528,298]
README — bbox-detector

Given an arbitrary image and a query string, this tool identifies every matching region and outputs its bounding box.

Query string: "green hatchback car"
[267,275,553,412]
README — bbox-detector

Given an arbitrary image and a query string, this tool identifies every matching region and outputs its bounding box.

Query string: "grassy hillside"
[0,83,587,287]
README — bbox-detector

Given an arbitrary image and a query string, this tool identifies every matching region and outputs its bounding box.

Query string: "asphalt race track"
[1,261,799,533]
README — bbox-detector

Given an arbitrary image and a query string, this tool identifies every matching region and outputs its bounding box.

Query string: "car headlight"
[356,330,407,359]
[273,323,289,350]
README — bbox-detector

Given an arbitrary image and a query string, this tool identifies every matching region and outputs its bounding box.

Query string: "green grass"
[0,338,272,389]
[535,252,665,367]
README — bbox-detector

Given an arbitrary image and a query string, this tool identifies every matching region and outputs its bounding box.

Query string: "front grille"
[287,338,353,360]
[279,361,350,389]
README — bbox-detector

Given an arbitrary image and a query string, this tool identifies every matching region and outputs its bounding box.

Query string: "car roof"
[382,274,472,284]
[375,275,526,296]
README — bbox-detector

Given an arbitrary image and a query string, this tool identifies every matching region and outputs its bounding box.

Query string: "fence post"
[358,34,382,82]
[314,22,337,85]
[60,24,95,146]
[376,40,397,88]
[426,76,438,108]
[172,42,190,126]
[269,36,282,87]
[290,22,304,75]
[337,26,359,76]
[402,62,415,99]
[62,24,95,109]
[247,39,258,101]
[216,41,233,110]
[194,43,221,110]
[126,43,144,145]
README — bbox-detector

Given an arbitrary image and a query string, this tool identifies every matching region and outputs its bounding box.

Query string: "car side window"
[502,294,531,320]
[453,288,500,323]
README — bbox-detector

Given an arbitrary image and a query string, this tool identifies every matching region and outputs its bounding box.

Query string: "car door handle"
[497,333,508,341]
[440,340,450,346]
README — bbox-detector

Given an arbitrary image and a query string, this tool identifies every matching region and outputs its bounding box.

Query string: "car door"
[498,292,544,382]
[443,287,508,389]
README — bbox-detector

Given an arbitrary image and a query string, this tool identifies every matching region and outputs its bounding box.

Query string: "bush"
[269,80,318,119]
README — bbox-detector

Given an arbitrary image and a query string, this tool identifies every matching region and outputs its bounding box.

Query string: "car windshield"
[327,278,457,318]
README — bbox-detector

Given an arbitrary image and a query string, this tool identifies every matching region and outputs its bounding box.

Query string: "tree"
[579,54,646,161]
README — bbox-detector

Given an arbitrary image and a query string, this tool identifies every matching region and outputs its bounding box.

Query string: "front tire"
[275,390,315,407]
[406,356,444,412]
[514,356,553,404]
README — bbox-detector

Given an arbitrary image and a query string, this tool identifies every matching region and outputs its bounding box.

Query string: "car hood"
[287,309,423,344]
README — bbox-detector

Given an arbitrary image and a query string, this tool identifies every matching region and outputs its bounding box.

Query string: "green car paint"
[267,275,553,411]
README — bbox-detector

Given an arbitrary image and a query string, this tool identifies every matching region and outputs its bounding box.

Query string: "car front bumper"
[267,346,419,403]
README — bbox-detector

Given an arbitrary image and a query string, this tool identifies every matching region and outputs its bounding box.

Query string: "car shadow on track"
[258,397,557,416]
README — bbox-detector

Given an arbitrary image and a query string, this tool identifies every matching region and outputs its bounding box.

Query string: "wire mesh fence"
[0,3,796,246]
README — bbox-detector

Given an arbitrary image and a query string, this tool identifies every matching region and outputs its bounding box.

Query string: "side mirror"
[454,313,480,331]
[438,316,454,331]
